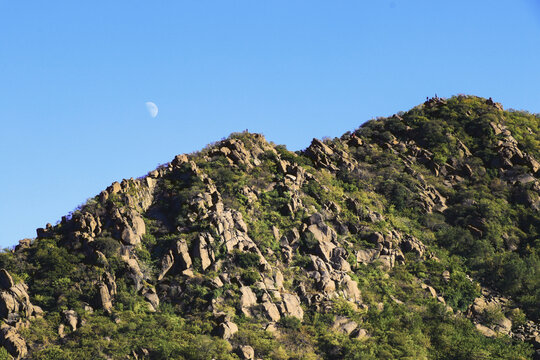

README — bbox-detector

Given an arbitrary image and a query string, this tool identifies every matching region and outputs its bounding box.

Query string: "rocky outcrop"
[467,286,540,355]
[0,324,27,360]
[0,270,41,359]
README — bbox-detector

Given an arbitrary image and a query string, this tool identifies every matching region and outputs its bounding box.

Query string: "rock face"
[0,269,41,359]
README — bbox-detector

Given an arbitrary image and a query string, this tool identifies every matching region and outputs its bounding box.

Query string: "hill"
[0,95,539,359]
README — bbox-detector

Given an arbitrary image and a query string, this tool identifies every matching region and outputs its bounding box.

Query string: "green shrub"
[235,251,260,268]
[279,316,302,330]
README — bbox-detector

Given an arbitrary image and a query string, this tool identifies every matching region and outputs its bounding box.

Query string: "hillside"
[0,95,539,359]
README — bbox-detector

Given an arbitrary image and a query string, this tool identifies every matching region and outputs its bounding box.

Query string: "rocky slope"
[1,95,539,359]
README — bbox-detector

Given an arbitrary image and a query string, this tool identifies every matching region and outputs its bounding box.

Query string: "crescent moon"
[145,101,158,118]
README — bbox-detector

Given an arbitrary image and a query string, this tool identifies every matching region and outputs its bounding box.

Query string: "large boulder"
[193,233,215,271]
[99,283,113,314]
[280,293,304,320]
[215,321,238,340]
[143,288,160,312]
[341,275,362,303]
[0,270,14,290]
[176,239,192,270]
[157,250,175,281]
[62,310,78,331]
[262,301,281,322]
[236,345,255,360]
[0,324,27,360]
[239,286,257,316]
[332,316,358,335]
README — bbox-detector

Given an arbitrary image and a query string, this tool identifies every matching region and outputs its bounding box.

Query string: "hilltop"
[0,95,539,359]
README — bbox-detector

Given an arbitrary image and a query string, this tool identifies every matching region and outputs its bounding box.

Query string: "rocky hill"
[1,95,539,359]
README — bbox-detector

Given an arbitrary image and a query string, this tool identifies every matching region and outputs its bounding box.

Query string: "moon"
[145,101,158,118]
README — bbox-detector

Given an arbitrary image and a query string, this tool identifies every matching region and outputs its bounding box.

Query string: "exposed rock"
[470,297,488,315]
[99,283,113,314]
[400,235,426,258]
[193,233,215,271]
[356,248,378,264]
[62,310,78,331]
[340,275,362,303]
[122,255,145,291]
[442,270,450,282]
[58,323,65,338]
[352,328,369,340]
[215,321,238,340]
[332,316,358,335]
[475,323,496,338]
[143,288,160,312]
[120,211,146,245]
[176,239,192,270]
[237,345,255,360]
[0,270,14,290]
[421,283,438,300]
[262,301,281,322]
[280,293,303,320]
[494,316,512,335]
[0,324,27,359]
[239,286,257,316]
[317,273,336,294]
[0,292,17,319]
[158,250,175,281]
[15,239,32,251]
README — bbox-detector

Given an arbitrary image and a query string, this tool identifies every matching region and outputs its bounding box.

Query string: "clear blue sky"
[1,1,539,247]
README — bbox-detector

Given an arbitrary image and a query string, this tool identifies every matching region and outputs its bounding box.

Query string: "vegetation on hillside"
[0,95,538,359]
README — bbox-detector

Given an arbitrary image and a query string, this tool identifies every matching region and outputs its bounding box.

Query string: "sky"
[1,1,539,247]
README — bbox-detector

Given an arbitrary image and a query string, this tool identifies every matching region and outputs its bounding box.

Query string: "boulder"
[123,256,144,291]
[62,310,78,331]
[0,269,14,290]
[158,250,175,281]
[176,239,192,270]
[341,275,361,303]
[239,286,257,316]
[262,301,281,322]
[356,249,378,264]
[281,293,304,320]
[0,324,27,360]
[352,328,369,340]
[143,288,160,312]
[0,292,17,319]
[475,323,496,338]
[216,321,238,340]
[99,283,113,314]
[494,316,512,334]
[193,234,215,271]
[421,283,438,299]
[15,239,32,251]
[237,345,255,360]
[318,273,336,294]
[332,316,358,335]
[442,270,450,282]
[471,297,488,315]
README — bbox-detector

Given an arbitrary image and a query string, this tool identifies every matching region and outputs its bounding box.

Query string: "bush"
[92,237,121,258]
[279,316,302,331]
[235,251,260,268]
